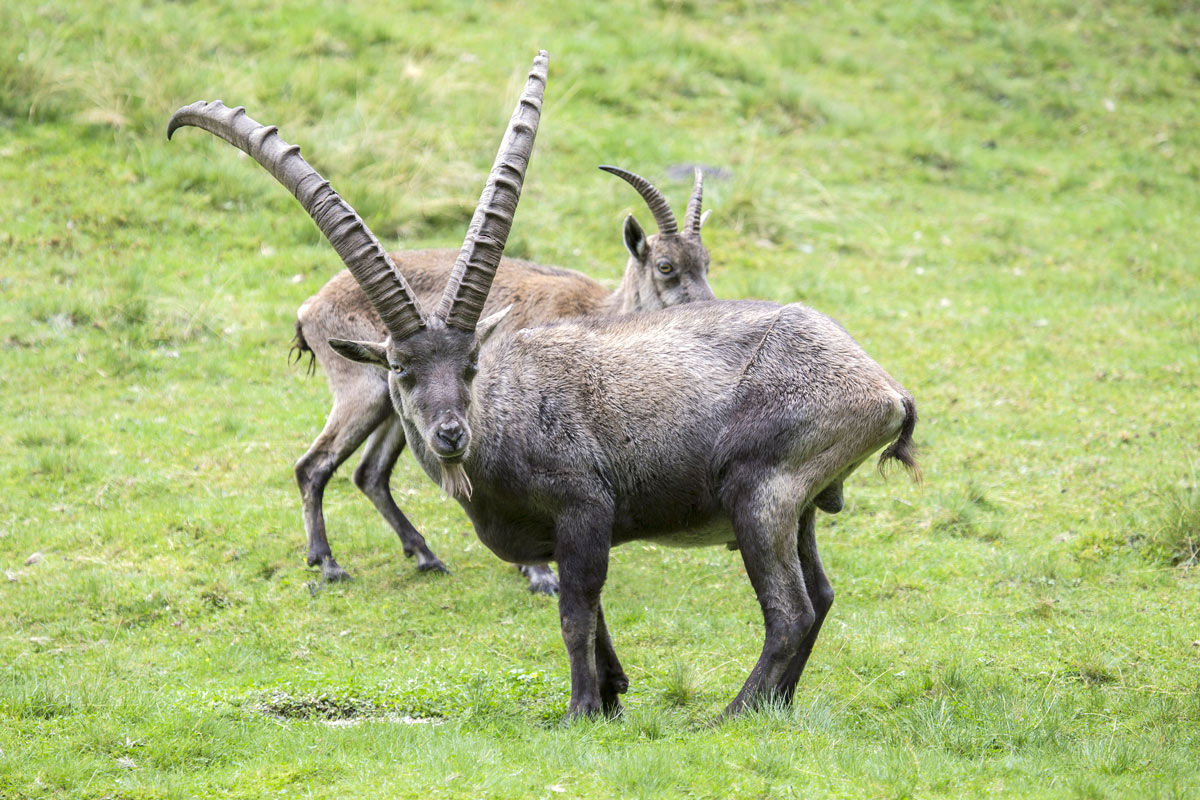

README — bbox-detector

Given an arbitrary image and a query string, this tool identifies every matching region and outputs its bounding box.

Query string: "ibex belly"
[467,509,557,564]
[613,492,733,547]
[641,515,735,548]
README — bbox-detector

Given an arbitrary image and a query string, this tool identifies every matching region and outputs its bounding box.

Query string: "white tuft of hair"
[439,462,473,500]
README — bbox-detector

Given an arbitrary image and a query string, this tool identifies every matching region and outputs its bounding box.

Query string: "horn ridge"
[684,167,704,236]
[438,50,549,332]
[597,165,678,235]
[167,99,426,339]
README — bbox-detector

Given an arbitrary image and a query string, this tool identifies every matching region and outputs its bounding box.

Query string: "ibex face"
[385,323,478,462]
[328,310,508,465]
[601,166,716,312]
[621,221,713,309]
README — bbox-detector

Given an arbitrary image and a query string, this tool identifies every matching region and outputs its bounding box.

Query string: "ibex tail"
[878,395,920,483]
[289,319,317,376]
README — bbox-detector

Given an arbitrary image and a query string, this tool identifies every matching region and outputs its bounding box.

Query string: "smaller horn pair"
[598,165,706,237]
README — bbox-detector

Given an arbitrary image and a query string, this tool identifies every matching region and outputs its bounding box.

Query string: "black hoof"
[527,579,559,596]
[416,555,449,574]
[562,703,603,724]
[322,560,352,582]
[519,565,559,595]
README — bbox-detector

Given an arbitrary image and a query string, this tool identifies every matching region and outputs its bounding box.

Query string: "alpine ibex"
[169,51,919,718]
[288,167,713,589]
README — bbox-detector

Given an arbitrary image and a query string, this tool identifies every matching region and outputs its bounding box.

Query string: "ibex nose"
[435,420,467,454]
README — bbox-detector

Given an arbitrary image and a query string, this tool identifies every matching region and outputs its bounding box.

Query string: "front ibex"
[287,167,714,588]
[170,51,919,718]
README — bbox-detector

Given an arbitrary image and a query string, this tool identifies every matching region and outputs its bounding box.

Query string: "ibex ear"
[327,338,389,369]
[623,215,648,262]
[475,304,512,345]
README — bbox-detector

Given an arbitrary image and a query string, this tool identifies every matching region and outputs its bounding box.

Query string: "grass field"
[2,1,1199,797]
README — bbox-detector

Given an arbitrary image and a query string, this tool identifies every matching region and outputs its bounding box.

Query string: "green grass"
[3,0,1199,797]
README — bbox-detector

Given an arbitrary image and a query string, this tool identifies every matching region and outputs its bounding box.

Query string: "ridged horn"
[684,167,704,236]
[598,165,678,235]
[167,100,426,340]
[436,51,549,332]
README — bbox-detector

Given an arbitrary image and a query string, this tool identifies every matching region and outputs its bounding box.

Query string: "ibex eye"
[656,260,674,274]
[391,364,408,377]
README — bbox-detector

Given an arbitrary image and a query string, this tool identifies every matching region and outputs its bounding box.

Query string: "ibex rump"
[169,51,918,718]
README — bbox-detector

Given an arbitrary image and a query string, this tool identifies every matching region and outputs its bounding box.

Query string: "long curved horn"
[437,51,549,332]
[684,167,704,236]
[167,101,426,340]
[598,165,678,235]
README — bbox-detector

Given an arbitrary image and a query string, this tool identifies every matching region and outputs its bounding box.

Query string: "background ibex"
[291,167,714,588]
[170,51,918,719]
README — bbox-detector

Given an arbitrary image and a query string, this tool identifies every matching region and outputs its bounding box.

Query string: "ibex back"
[169,51,919,719]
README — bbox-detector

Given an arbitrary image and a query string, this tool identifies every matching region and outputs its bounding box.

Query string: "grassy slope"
[2,1,1198,797]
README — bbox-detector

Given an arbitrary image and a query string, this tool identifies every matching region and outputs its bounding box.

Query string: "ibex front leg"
[554,506,613,720]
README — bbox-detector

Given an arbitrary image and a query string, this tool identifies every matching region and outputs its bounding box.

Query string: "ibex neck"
[606,259,664,316]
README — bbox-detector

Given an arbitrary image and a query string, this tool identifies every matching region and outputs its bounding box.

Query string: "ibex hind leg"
[721,471,814,717]
[296,395,392,582]
[354,415,447,574]
[769,410,903,700]
[778,505,835,702]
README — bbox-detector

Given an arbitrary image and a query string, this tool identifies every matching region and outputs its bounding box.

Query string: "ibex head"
[600,166,715,311]
[169,51,549,497]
